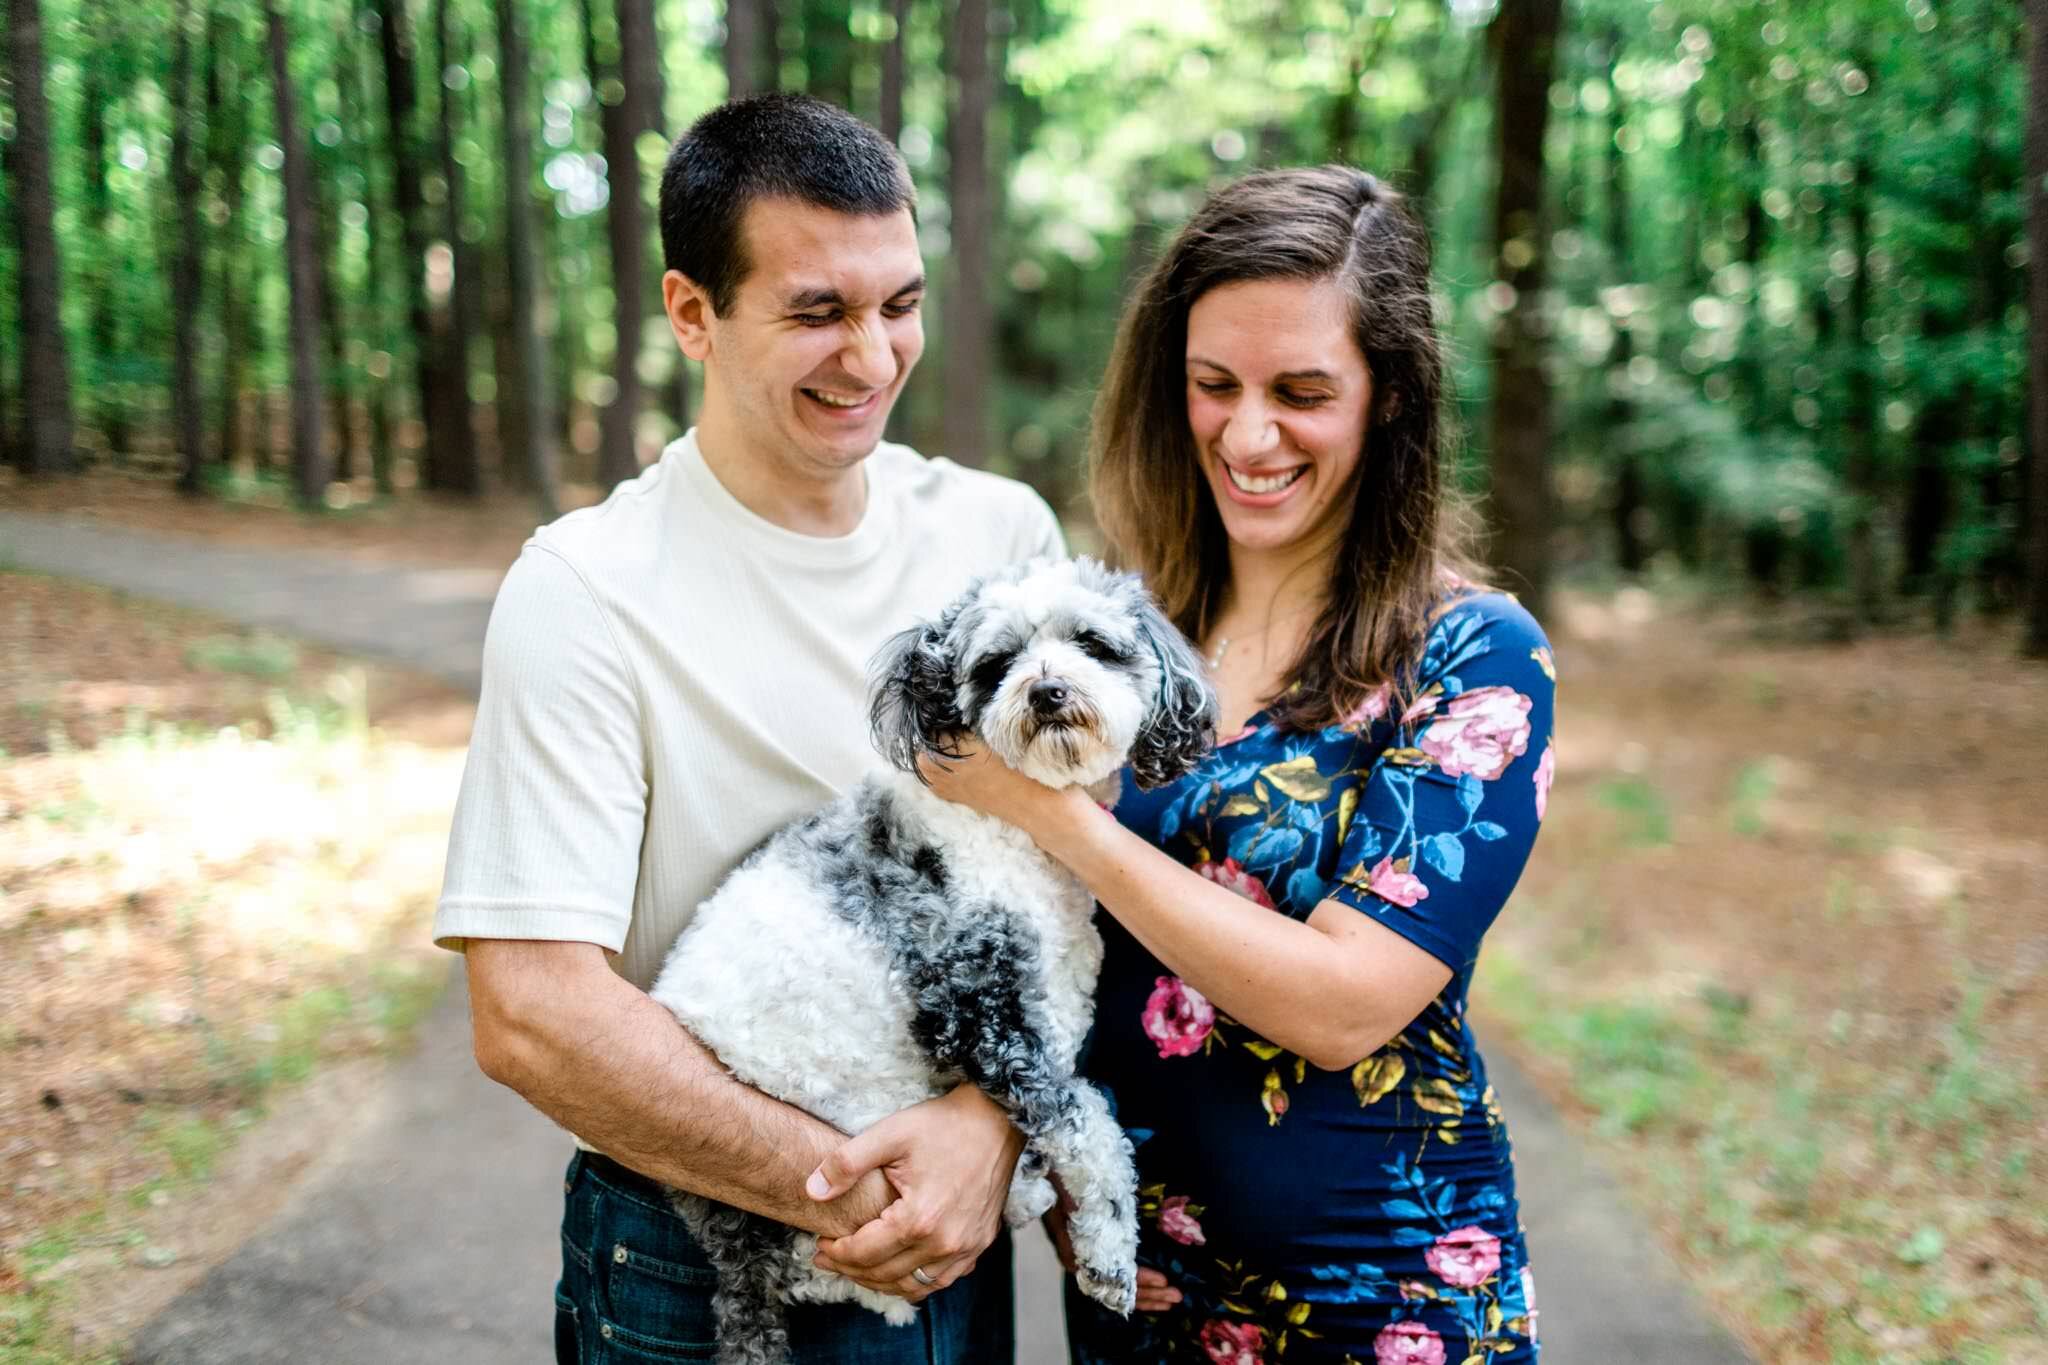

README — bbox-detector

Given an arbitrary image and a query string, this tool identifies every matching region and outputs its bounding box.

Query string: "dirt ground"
[4,476,2045,1361]
[1479,585,2047,1363]
[0,464,600,571]
[0,573,475,1359]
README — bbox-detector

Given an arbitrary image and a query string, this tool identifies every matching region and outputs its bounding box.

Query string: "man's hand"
[806,1084,1025,1302]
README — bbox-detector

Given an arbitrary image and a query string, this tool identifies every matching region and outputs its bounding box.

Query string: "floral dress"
[1066,592,1555,1365]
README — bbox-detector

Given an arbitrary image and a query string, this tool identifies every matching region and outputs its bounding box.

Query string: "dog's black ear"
[868,618,962,778]
[1129,590,1219,790]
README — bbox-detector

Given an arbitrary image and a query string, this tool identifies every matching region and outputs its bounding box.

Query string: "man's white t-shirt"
[434,429,1064,991]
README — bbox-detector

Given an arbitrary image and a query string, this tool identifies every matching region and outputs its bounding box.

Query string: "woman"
[922,166,1553,1362]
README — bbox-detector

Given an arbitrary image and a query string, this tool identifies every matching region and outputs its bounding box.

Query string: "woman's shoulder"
[1419,588,1553,684]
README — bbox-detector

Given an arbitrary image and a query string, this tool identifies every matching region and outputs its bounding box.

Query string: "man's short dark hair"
[659,93,916,318]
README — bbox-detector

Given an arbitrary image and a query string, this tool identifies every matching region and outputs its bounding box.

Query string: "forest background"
[3,0,2040,636]
[4,0,2048,1363]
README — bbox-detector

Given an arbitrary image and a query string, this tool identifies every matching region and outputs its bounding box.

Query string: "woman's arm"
[921,753,1447,1071]
[923,594,1556,1072]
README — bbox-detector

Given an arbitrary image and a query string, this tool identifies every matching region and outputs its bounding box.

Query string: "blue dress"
[1066,592,1554,1365]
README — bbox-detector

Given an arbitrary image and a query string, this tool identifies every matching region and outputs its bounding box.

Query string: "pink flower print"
[1417,685,1532,780]
[1199,1319,1265,1365]
[1141,976,1215,1058]
[1343,682,1393,728]
[1426,1224,1504,1288]
[1399,689,1442,725]
[1158,1195,1207,1245]
[1365,855,1430,908]
[1196,858,1276,909]
[1533,742,1555,820]
[1373,1321,1446,1365]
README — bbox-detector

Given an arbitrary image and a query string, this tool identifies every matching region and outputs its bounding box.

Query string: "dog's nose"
[1028,679,1070,714]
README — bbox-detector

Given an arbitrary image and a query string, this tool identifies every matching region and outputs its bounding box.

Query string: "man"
[433,94,1062,1363]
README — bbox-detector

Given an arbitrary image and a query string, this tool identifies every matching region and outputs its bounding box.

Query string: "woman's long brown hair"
[1089,165,1488,730]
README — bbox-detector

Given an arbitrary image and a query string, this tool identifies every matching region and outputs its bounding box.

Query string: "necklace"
[1205,636,1231,671]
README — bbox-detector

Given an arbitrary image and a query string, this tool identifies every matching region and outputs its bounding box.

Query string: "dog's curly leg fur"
[670,1193,796,1365]
[903,910,1139,1316]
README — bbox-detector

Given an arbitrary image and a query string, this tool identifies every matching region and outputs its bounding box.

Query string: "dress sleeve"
[433,545,650,952]
[1323,593,1557,972]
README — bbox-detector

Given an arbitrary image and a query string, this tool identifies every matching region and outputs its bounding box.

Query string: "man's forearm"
[467,940,885,1237]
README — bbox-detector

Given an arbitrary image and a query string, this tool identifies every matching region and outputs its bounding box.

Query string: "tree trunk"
[497,0,560,518]
[2026,0,2048,655]
[342,7,398,497]
[725,0,765,99]
[1484,0,1563,615]
[265,0,331,507]
[584,0,661,487]
[1605,24,1644,575]
[80,42,128,460]
[878,0,908,143]
[373,0,469,493]
[5,0,78,476]
[205,0,251,475]
[1844,128,1881,627]
[434,0,483,493]
[169,0,207,494]
[942,0,993,469]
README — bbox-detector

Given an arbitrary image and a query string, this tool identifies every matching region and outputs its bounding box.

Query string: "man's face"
[693,197,925,480]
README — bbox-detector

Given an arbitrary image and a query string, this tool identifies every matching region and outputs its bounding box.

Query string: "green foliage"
[0,0,2028,610]
[184,632,300,678]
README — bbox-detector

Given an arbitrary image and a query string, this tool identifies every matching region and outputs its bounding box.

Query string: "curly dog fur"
[646,557,1218,1364]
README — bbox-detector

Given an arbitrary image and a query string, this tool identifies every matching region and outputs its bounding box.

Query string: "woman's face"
[1184,276,1371,562]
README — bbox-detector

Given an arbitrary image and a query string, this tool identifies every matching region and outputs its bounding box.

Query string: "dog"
[646,555,1218,1364]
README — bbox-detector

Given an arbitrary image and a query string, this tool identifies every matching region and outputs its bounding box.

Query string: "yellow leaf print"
[1292,1055,1306,1084]
[1531,645,1556,681]
[1219,793,1263,817]
[1335,785,1359,848]
[1287,1301,1312,1325]
[1351,1049,1406,1106]
[1254,779,1271,802]
[1426,1028,1460,1058]
[1460,1355,1489,1365]
[1414,1076,1464,1116]
[1264,1280,1288,1302]
[1260,755,1331,802]
[1260,1068,1289,1125]
[1243,1040,1284,1061]
[1383,747,1432,767]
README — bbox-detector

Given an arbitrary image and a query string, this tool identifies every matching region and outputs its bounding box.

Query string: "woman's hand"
[916,736,1088,838]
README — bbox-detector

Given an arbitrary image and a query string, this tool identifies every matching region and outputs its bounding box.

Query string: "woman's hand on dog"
[807,1083,1026,1301]
[917,736,1092,838]
[1043,1179,1181,1314]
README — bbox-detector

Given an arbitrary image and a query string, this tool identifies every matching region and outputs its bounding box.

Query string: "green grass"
[1594,774,1673,847]
[1728,757,1779,837]
[182,633,300,679]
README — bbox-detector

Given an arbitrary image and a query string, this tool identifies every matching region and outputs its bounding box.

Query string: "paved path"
[1,512,1751,1364]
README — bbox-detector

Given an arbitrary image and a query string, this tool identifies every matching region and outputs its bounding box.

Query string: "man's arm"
[465,938,892,1238]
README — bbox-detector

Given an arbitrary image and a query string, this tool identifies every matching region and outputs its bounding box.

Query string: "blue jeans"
[554,1151,1015,1364]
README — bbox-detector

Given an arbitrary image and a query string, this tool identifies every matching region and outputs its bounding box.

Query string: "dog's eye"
[969,649,1017,694]
[1071,629,1134,666]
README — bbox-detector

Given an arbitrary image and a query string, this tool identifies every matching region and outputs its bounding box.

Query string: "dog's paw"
[879,1297,919,1327]
[1077,1262,1136,1317]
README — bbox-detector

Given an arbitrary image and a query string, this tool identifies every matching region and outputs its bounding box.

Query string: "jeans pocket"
[555,1291,581,1365]
[591,1182,722,1356]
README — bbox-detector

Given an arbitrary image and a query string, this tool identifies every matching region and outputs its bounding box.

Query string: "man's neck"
[694,406,868,538]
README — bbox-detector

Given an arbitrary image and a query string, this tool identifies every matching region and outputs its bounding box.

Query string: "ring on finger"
[910,1266,937,1288]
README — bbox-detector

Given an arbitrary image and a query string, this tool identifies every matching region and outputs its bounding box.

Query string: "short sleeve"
[433,546,649,952]
[1324,593,1557,972]
[1017,488,1066,562]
